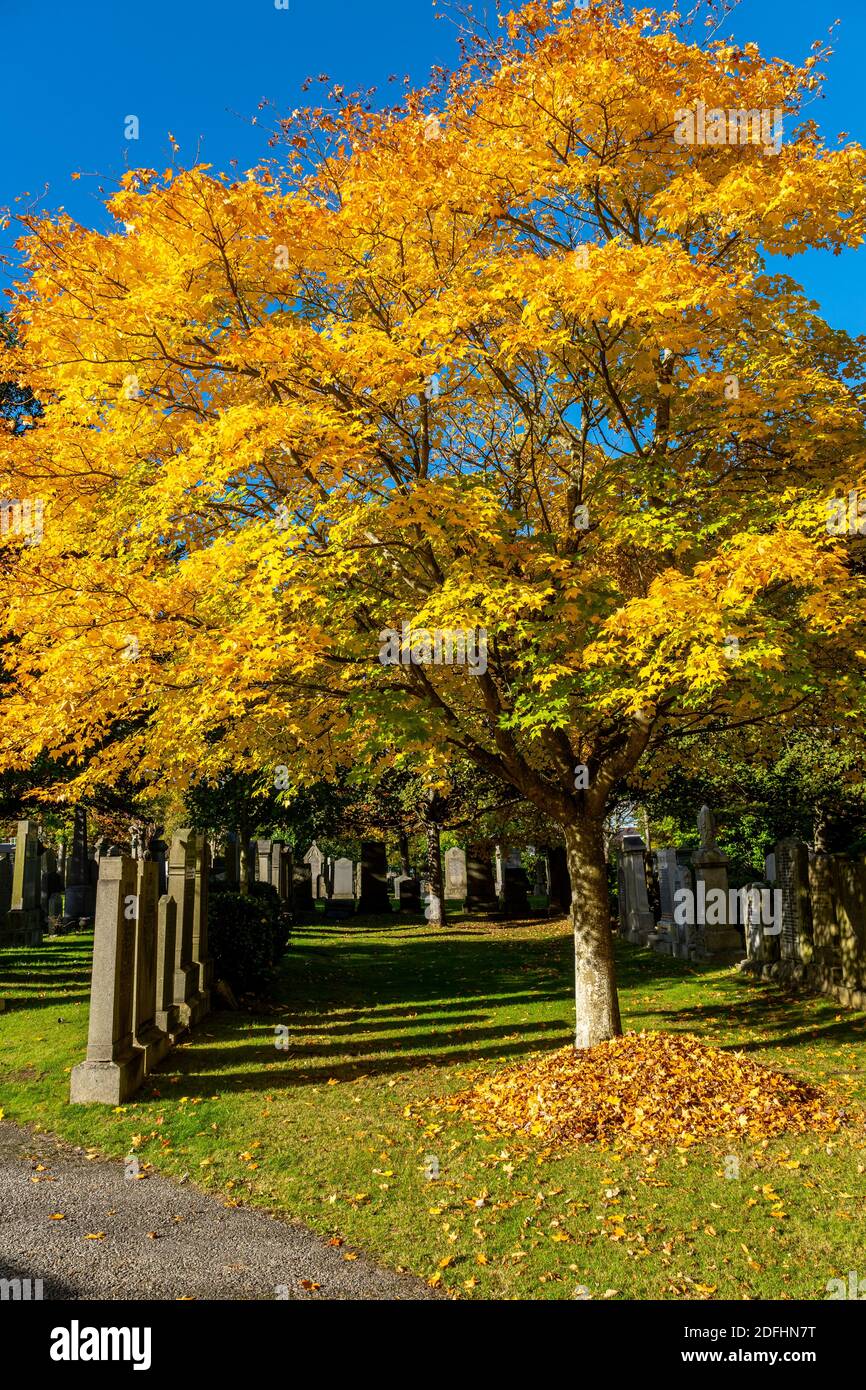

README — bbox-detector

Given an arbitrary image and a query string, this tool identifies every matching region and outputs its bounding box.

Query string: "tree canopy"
[2,0,864,1042]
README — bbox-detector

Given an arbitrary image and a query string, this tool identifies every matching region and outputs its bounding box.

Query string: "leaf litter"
[442,1032,855,1152]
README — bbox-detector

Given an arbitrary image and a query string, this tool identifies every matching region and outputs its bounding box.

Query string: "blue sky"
[2,0,864,332]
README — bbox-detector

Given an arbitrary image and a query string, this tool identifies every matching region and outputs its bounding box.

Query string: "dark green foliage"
[209,887,290,994]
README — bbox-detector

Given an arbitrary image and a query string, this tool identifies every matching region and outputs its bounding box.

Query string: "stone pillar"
[293,862,314,915]
[255,839,272,885]
[655,848,678,929]
[834,857,866,996]
[63,805,91,924]
[358,841,391,914]
[155,894,180,1036]
[398,877,422,912]
[223,832,240,889]
[692,845,741,956]
[493,844,504,899]
[132,859,170,1070]
[168,829,198,1028]
[618,835,655,944]
[70,856,143,1104]
[5,819,43,945]
[444,847,467,901]
[501,851,530,919]
[465,843,498,913]
[189,833,211,1023]
[304,842,324,897]
[777,838,813,965]
[808,853,840,988]
[547,846,572,914]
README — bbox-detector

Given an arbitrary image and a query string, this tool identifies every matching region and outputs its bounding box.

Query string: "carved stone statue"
[697,804,718,851]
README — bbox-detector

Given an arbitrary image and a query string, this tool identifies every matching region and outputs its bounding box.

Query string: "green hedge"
[208,885,290,994]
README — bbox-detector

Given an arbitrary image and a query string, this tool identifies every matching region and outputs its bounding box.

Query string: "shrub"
[208,887,289,994]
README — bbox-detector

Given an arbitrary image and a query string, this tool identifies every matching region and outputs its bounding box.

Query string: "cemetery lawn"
[2,918,866,1301]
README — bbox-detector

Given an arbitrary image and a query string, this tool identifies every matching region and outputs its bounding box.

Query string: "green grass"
[2,915,866,1300]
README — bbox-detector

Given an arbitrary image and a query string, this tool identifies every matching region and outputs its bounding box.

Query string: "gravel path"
[0,1122,437,1301]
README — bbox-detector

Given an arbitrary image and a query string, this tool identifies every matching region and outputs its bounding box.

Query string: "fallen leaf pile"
[443,1032,852,1152]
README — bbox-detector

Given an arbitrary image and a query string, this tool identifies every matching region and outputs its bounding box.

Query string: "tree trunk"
[425,822,444,926]
[399,831,411,878]
[564,817,622,1048]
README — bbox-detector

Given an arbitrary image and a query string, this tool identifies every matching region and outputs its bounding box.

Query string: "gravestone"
[189,833,212,1023]
[5,819,43,946]
[132,858,170,1071]
[147,833,169,896]
[293,863,314,915]
[493,845,504,898]
[743,883,768,963]
[154,894,180,1036]
[316,873,327,900]
[332,857,354,899]
[618,835,654,944]
[270,841,293,907]
[358,841,391,914]
[776,837,813,965]
[0,855,13,927]
[655,848,678,930]
[168,829,198,1028]
[304,842,324,897]
[70,856,143,1104]
[398,877,422,912]
[672,859,697,959]
[222,832,240,889]
[465,844,498,913]
[255,839,272,886]
[63,805,92,924]
[547,846,572,914]
[325,856,356,918]
[808,853,839,985]
[502,864,531,918]
[833,857,866,994]
[532,855,550,899]
[765,852,776,883]
[444,846,467,901]
[692,806,741,956]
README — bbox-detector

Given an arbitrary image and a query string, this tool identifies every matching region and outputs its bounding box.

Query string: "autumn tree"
[1,0,865,1045]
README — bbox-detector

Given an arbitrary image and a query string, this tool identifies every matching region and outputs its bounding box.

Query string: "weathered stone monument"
[444,846,467,901]
[501,851,531,918]
[168,829,199,1027]
[547,845,572,915]
[465,843,498,913]
[293,862,314,915]
[398,876,422,912]
[70,856,143,1104]
[692,806,742,957]
[190,833,212,1022]
[132,858,171,1071]
[305,842,324,897]
[776,837,813,967]
[617,834,654,944]
[63,805,91,925]
[325,855,356,919]
[358,841,391,913]
[5,819,43,945]
[154,893,179,1037]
